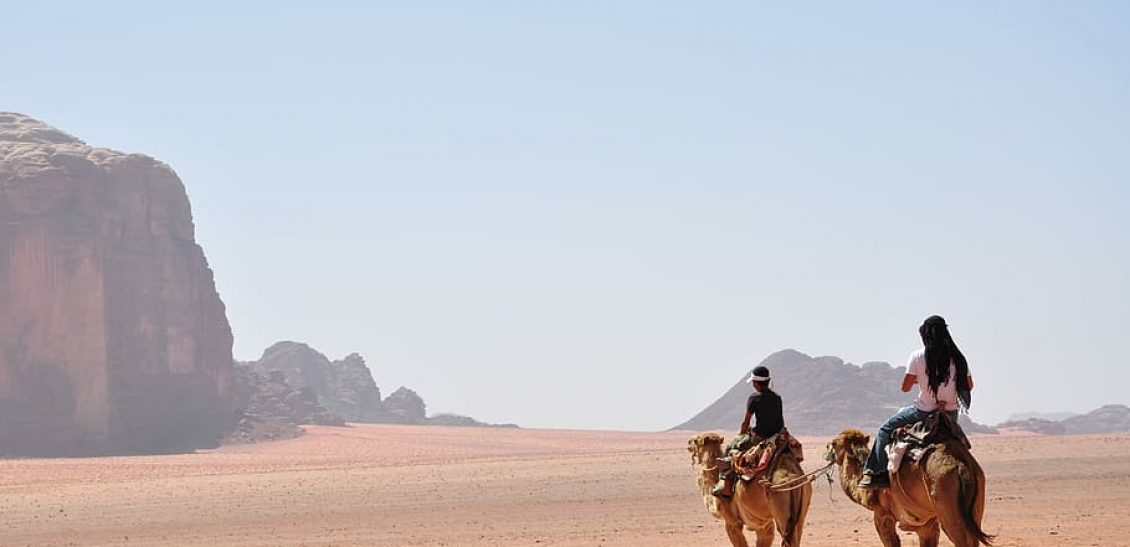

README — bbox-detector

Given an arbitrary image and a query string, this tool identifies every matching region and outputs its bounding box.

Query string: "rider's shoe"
[714,456,732,472]
[711,480,733,499]
[859,470,890,489]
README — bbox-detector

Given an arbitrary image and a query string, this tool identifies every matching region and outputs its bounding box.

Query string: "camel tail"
[957,464,995,546]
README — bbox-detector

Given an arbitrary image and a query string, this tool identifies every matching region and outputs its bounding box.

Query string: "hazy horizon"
[3,2,1127,430]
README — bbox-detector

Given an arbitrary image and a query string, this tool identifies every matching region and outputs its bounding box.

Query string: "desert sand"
[2,424,1128,546]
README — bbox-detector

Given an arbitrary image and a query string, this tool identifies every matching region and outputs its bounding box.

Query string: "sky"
[2,2,1127,430]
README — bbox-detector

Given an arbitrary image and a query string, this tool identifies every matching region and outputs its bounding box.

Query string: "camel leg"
[936,505,977,547]
[934,471,988,547]
[914,520,940,547]
[775,487,810,547]
[872,509,902,547]
[723,522,750,547]
[751,522,776,547]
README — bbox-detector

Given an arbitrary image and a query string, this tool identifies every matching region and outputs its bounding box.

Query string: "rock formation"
[227,364,343,444]
[674,349,996,435]
[242,341,512,428]
[248,341,383,422]
[328,353,385,421]
[0,113,233,456]
[382,387,426,424]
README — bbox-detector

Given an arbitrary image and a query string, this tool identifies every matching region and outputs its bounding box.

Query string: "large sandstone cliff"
[0,113,233,456]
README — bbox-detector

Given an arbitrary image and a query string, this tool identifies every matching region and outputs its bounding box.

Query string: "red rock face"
[0,113,233,456]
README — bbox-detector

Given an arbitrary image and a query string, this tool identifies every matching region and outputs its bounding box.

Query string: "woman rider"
[859,315,974,489]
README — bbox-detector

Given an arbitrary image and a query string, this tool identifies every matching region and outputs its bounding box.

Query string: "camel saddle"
[886,410,971,474]
[733,428,804,480]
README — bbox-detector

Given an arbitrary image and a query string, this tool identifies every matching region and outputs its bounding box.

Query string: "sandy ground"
[2,425,1129,546]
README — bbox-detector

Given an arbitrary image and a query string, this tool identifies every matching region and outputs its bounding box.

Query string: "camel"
[687,432,811,547]
[825,428,994,547]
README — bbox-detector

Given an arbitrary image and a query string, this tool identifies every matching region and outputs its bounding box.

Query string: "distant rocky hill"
[997,405,1130,435]
[674,349,995,436]
[1061,405,1130,434]
[994,418,1067,435]
[1007,411,1079,422]
[235,341,514,435]
[0,113,232,456]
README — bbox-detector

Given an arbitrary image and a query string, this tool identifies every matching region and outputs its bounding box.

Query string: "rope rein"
[760,461,835,492]
[826,466,836,504]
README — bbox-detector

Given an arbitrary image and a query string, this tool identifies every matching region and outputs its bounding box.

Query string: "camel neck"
[838,452,875,509]
[697,448,723,497]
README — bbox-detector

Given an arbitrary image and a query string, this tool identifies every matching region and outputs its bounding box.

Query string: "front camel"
[826,428,994,547]
[688,432,811,547]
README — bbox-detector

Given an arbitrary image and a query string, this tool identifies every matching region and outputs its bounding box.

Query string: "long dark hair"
[919,315,972,410]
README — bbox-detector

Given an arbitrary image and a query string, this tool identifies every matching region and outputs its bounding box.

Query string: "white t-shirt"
[906,349,964,412]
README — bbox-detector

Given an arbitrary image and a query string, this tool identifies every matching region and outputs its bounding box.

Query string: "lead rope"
[825,466,836,504]
[761,461,834,492]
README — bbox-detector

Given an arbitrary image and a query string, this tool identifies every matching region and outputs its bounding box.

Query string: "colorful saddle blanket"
[730,429,804,479]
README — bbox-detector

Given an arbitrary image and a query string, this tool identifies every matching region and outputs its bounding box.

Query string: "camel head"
[687,432,725,466]
[826,428,871,466]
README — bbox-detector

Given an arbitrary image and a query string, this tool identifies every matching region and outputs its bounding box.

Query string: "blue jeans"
[864,406,933,475]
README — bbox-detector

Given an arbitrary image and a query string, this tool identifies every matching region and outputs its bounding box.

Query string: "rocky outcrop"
[0,114,232,456]
[674,349,996,435]
[382,387,426,424]
[226,364,343,444]
[248,342,383,422]
[242,341,514,428]
[328,353,384,421]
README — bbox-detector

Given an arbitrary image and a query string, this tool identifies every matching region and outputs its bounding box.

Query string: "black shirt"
[746,389,784,438]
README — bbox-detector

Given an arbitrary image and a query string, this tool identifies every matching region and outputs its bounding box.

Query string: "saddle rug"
[732,429,804,479]
[887,410,971,473]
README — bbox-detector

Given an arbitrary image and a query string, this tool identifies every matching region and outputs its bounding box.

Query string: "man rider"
[712,365,785,499]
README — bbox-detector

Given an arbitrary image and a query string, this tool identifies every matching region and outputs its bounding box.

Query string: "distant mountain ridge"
[1006,411,1079,422]
[999,405,1130,435]
[674,349,995,435]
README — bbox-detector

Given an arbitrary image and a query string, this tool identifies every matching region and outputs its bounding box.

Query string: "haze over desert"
[0,424,1126,546]
[3,3,1129,546]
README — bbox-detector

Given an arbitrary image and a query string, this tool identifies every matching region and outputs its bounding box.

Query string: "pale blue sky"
[3,2,1127,429]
